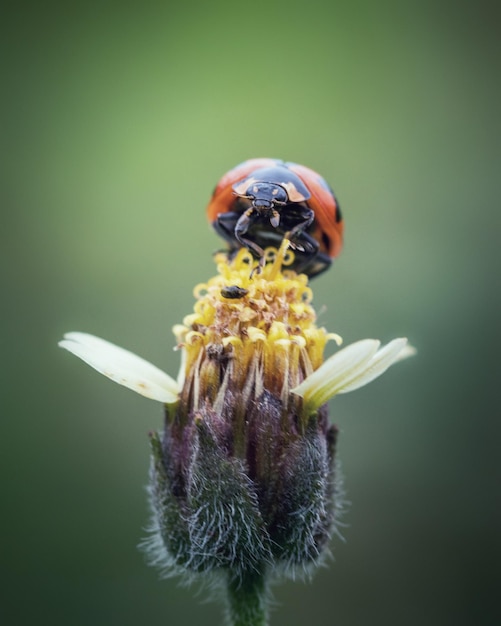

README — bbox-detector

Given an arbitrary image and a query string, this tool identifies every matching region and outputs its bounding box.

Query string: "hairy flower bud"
[144,245,344,584]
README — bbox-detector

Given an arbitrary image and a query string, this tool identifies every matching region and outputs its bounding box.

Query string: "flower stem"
[225,569,269,626]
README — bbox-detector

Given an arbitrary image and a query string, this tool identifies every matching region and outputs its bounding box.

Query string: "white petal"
[395,343,417,361]
[292,339,381,409]
[59,332,179,404]
[291,337,413,412]
[337,338,409,394]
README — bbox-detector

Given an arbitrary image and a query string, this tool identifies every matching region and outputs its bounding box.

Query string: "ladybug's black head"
[236,181,289,211]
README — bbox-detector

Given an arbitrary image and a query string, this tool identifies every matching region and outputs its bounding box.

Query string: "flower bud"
[144,246,344,584]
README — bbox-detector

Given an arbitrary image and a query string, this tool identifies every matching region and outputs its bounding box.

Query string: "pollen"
[173,240,340,411]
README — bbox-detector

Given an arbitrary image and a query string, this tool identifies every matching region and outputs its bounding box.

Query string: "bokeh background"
[1,1,499,624]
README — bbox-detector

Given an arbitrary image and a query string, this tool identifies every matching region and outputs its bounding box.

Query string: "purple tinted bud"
[143,249,344,586]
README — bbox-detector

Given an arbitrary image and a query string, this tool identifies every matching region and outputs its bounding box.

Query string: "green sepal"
[148,431,192,568]
[186,415,272,579]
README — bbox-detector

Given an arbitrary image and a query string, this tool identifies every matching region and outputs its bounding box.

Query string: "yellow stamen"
[173,244,343,415]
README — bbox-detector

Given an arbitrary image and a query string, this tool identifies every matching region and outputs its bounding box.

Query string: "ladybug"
[207,158,343,278]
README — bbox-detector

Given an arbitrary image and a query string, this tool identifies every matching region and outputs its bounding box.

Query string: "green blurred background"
[1,1,498,624]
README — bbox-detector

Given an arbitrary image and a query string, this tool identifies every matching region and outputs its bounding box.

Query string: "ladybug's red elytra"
[207,158,344,278]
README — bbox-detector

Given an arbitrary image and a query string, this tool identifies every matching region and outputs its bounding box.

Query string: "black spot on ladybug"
[335,203,342,223]
[220,285,249,299]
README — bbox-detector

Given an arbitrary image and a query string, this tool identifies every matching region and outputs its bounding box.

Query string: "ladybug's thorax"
[231,166,312,210]
[241,182,288,211]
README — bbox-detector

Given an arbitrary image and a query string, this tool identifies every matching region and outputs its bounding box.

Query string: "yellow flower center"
[173,240,341,414]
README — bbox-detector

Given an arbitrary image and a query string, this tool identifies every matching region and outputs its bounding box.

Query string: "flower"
[59,240,413,622]
[59,244,412,413]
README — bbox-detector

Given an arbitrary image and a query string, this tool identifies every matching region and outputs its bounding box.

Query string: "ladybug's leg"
[284,207,314,238]
[292,230,320,257]
[288,230,325,277]
[214,212,242,248]
[215,210,266,273]
[284,207,315,250]
[298,252,332,279]
[234,208,266,259]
